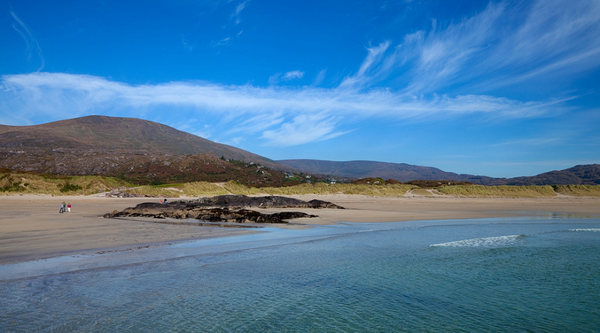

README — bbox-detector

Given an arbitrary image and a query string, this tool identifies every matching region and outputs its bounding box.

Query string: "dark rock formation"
[105,192,160,198]
[173,195,344,209]
[104,205,315,223]
[103,195,342,223]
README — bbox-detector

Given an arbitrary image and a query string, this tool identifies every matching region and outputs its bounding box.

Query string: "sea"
[1,213,600,332]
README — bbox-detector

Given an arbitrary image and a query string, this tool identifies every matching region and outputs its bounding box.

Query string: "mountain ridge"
[277,159,600,186]
[0,115,302,186]
[2,116,598,186]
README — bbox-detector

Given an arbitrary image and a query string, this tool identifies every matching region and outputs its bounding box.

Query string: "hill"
[277,159,494,183]
[2,116,597,187]
[0,115,277,166]
[0,115,304,186]
[504,164,600,185]
[277,159,600,186]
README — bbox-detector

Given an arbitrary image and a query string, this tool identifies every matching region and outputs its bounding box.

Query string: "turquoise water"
[1,216,600,332]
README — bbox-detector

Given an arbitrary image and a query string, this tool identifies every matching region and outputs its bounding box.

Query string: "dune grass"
[182,182,230,196]
[222,181,415,197]
[119,182,229,197]
[4,171,599,198]
[222,181,264,195]
[125,186,183,197]
[553,185,600,197]
[437,185,557,197]
[409,188,434,196]
[0,173,128,196]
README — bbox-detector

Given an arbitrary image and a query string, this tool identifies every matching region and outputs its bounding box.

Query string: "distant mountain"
[2,116,597,186]
[0,116,300,186]
[276,159,490,183]
[277,159,600,186]
[504,164,600,185]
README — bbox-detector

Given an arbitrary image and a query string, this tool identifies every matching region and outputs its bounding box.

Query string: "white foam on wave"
[430,235,526,248]
[569,228,600,232]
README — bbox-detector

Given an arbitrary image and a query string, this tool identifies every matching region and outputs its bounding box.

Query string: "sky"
[1,0,599,178]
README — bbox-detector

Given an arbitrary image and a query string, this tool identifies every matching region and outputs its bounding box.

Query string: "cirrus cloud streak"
[0,72,567,146]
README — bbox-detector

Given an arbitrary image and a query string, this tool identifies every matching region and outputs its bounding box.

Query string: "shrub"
[1,178,24,192]
[553,185,600,197]
[59,182,83,193]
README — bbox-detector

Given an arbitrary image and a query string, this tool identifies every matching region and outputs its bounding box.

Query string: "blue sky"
[1,0,599,178]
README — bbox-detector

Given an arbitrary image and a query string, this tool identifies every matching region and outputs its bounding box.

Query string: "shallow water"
[2,216,600,332]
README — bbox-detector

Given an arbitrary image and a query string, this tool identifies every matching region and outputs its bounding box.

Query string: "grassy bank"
[553,185,600,197]
[2,171,599,198]
[437,185,558,197]
[0,172,415,197]
[0,173,127,196]
[0,172,232,197]
[437,184,600,198]
[223,182,415,197]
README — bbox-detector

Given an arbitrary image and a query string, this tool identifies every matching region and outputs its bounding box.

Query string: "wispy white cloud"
[10,10,44,72]
[213,0,250,47]
[340,41,391,89]
[342,0,600,94]
[282,71,304,80]
[230,0,249,26]
[491,137,564,147]
[1,0,594,147]
[268,70,305,85]
[0,72,568,146]
[211,36,231,47]
[231,0,249,18]
[261,114,347,146]
[313,69,327,86]
[267,75,279,85]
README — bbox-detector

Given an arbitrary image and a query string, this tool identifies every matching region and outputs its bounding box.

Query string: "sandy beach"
[1,194,599,265]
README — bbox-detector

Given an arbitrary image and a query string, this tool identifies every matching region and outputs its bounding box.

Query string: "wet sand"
[1,194,599,265]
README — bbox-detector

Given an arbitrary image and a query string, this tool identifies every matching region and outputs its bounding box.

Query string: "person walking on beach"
[59,202,65,213]
[67,203,71,213]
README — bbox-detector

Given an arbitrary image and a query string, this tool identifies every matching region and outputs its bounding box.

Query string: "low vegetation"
[552,185,600,197]
[2,170,600,198]
[124,182,229,197]
[404,180,473,188]
[0,172,128,196]
[350,177,402,185]
[437,185,557,197]
[223,181,415,197]
[409,188,435,196]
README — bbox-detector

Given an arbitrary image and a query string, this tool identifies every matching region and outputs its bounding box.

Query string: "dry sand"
[1,194,599,265]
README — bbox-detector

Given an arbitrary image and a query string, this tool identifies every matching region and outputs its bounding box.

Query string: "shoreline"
[1,194,599,266]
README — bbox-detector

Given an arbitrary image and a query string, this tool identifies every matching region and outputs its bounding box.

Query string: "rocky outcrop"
[103,195,342,223]
[104,204,315,223]
[173,195,345,209]
[104,192,160,198]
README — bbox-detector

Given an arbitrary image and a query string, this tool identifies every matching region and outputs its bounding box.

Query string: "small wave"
[430,235,526,248]
[569,228,600,232]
